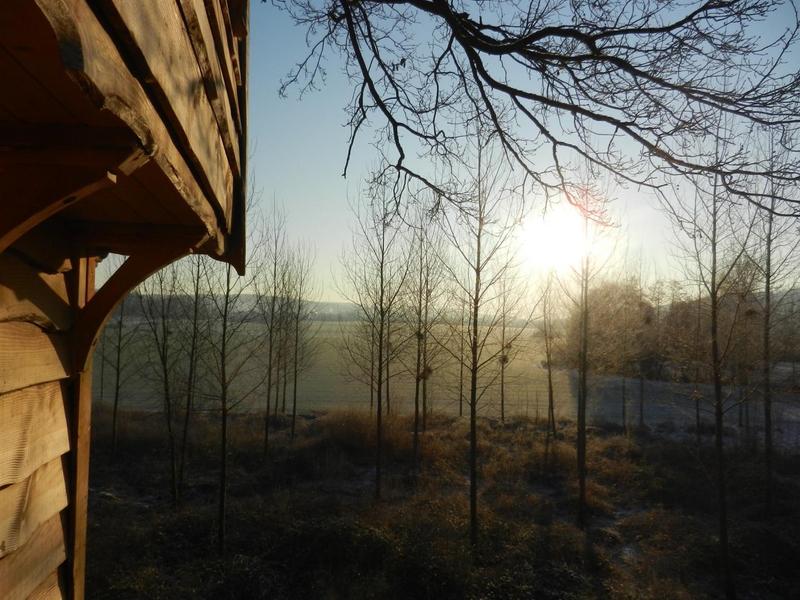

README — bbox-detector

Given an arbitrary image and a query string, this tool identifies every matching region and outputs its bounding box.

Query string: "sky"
[247,4,679,301]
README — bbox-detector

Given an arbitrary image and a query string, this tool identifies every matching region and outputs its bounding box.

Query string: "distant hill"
[112,292,360,322]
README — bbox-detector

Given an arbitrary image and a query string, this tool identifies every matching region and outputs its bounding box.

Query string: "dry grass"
[87,406,800,600]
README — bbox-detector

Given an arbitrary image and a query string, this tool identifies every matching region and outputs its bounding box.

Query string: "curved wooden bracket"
[71,243,194,373]
[0,171,116,256]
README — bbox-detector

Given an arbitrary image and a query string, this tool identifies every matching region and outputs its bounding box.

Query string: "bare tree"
[537,272,560,440]
[256,206,288,455]
[558,183,613,530]
[404,203,448,469]
[176,254,209,498]
[437,135,527,549]
[750,134,800,514]
[138,263,182,505]
[288,243,319,440]
[664,128,758,597]
[276,0,800,214]
[104,255,141,459]
[204,242,264,555]
[339,188,410,500]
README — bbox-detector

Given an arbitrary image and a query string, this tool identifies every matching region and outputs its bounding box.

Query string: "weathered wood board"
[0,381,70,487]
[0,323,69,395]
[100,0,233,229]
[27,570,65,600]
[0,513,66,600]
[0,457,68,559]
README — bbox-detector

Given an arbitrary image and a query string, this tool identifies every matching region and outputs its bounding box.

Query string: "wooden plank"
[178,0,241,179]
[0,44,75,123]
[0,458,68,559]
[0,513,66,600]
[0,381,69,487]
[219,0,242,85]
[0,253,71,330]
[27,570,65,600]
[35,0,224,247]
[97,0,233,231]
[0,323,69,395]
[0,3,120,127]
[205,0,241,133]
[228,0,248,38]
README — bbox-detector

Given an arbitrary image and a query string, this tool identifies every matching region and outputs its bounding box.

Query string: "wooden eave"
[0,0,247,273]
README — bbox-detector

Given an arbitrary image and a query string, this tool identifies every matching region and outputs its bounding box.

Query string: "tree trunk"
[577,250,589,530]
[111,297,126,459]
[459,307,465,418]
[710,180,735,599]
[695,394,702,446]
[264,293,277,456]
[763,199,774,515]
[218,403,228,555]
[468,197,483,552]
[385,315,391,416]
[638,372,645,428]
[179,258,201,498]
[621,376,627,436]
[413,323,422,472]
[291,297,301,441]
[500,318,506,423]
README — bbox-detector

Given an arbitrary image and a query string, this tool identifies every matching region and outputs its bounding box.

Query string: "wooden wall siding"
[0,251,74,597]
[0,514,67,600]
[27,570,65,600]
[0,382,70,488]
[0,457,69,559]
[0,324,69,395]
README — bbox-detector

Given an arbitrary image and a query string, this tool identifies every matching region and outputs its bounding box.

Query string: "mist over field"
[93,317,800,450]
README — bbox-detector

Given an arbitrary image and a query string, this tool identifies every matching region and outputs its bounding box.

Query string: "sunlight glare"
[518,204,587,276]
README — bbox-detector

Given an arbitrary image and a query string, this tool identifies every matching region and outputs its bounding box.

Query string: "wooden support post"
[67,256,95,600]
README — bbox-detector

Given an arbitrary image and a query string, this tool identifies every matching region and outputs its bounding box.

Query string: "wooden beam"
[34,0,225,242]
[178,0,241,176]
[65,221,209,256]
[93,0,233,230]
[228,0,249,38]
[0,123,141,168]
[204,0,241,134]
[0,170,116,256]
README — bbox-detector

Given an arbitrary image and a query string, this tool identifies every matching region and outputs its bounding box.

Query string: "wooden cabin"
[0,1,248,598]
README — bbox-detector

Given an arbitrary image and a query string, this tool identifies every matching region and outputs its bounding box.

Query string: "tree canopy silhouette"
[272,0,800,212]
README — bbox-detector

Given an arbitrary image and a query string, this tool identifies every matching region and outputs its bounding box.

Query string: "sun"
[517,204,587,276]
